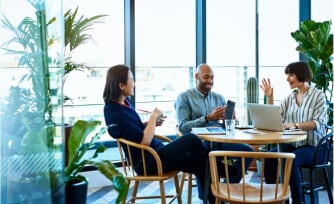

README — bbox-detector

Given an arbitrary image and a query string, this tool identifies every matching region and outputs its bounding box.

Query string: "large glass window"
[62,0,124,131]
[207,0,256,66]
[312,0,333,24]
[258,0,299,101]
[135,0,195,134]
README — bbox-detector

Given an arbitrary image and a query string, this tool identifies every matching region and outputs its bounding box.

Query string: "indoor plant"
[63,7,107,78]
[291,19,333,125]
[65,119,128,204]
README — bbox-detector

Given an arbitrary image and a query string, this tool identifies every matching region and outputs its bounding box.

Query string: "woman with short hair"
[261,61,328,204]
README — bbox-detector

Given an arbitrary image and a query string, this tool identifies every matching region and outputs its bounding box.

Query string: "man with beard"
[174,63,254,202]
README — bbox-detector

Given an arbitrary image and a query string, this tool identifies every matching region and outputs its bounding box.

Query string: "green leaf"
[93,160,129,204]
[67,120,101,165]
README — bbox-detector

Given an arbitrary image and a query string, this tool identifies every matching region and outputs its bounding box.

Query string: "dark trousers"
[265,144,316,204]
[135,133,216,203]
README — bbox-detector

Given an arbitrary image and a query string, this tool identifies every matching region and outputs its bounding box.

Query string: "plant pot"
[65,179,88,204]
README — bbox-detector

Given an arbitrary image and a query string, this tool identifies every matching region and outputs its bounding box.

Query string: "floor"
[84,169,332,204]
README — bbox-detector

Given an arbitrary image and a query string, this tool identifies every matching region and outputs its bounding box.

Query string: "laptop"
[247,103,285,131]
[191,127,226,135]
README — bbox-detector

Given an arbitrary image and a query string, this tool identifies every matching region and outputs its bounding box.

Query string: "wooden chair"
[176,125,195,204]
[300,127,333,204]
[116,134,182,204]
[209,151,295,204]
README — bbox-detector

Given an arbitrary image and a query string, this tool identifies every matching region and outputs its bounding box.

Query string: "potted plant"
[65,119,128,204]
[291,19,333,126]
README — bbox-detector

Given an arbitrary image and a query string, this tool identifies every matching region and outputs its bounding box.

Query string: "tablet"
[225,100,236,120]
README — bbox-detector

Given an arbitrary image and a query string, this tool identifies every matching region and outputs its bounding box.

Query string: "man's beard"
[199,81,212,93]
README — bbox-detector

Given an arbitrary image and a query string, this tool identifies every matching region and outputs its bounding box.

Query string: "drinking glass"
[225,119,236,136]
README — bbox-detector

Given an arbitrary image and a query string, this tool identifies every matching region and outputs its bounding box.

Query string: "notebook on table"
[247,103,305,134]
[191,127,226,135]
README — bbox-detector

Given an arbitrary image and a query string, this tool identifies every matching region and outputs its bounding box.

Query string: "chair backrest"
[209,151,295,203]
[313,127,333,166]
[116,134,172,177]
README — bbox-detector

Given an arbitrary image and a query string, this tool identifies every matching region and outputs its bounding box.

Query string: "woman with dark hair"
[261,61,327,204]
[103,64,217,203]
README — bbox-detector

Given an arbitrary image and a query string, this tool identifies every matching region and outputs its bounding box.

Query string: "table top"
[198,129,307,145]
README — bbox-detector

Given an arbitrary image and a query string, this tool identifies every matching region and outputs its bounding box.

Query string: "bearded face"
[197,75,213,93]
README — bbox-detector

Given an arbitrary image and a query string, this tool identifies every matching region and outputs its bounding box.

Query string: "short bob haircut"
[284,61,313,82]
[103,64,130,103]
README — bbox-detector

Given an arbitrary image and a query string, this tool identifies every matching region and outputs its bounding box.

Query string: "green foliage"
[291,20,333,125]
[64,7,107,75]
[64,120,128,203]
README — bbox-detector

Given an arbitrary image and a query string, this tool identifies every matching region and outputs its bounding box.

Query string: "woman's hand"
[260,78,273,97]
[152,108,163,120]
[283,122,297,130]
[156,115,167,126]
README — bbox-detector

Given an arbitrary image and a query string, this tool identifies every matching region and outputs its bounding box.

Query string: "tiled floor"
[84,169,332,204]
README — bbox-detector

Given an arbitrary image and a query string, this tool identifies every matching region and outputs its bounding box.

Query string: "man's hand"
[207,106,225,121]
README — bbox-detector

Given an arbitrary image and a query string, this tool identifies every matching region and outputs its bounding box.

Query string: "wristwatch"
[295,123,300,129]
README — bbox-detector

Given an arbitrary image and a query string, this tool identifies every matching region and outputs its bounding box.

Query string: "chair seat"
[125,170,179,181]
[116,135,182,204]
[213,183,290,203]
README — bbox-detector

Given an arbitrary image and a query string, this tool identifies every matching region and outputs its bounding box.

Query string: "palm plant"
[64,7,107,77]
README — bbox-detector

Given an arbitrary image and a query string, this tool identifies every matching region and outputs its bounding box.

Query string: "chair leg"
[187,174,192,204]
[131,180,139,203]
[300,168,306,204]
[159,180,166,204]
[309,168,316,204]
[179,172,186,196]
[322,168,334,204]
[173,175,182,204]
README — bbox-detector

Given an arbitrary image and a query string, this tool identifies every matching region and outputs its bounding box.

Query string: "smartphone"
[225,100,236,120]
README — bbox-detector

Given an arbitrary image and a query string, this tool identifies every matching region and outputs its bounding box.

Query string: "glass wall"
[0,0,64,203]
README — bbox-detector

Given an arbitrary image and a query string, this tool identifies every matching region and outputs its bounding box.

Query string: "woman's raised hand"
[260,78,273,97]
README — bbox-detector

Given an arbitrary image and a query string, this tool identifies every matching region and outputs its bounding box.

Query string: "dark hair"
[103,64,130,103]
[284,61,313,82]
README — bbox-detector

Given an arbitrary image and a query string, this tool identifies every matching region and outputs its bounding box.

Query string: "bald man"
[175,63,254,201]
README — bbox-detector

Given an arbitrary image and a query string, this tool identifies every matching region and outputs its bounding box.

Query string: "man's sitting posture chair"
[300,127,333,204]
[116,134,182,204]
[209,151,295,204]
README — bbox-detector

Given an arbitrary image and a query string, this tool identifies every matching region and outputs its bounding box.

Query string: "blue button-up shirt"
[174,88,226,134]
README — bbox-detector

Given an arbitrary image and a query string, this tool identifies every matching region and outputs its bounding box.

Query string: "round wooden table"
[198,129,307,145]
